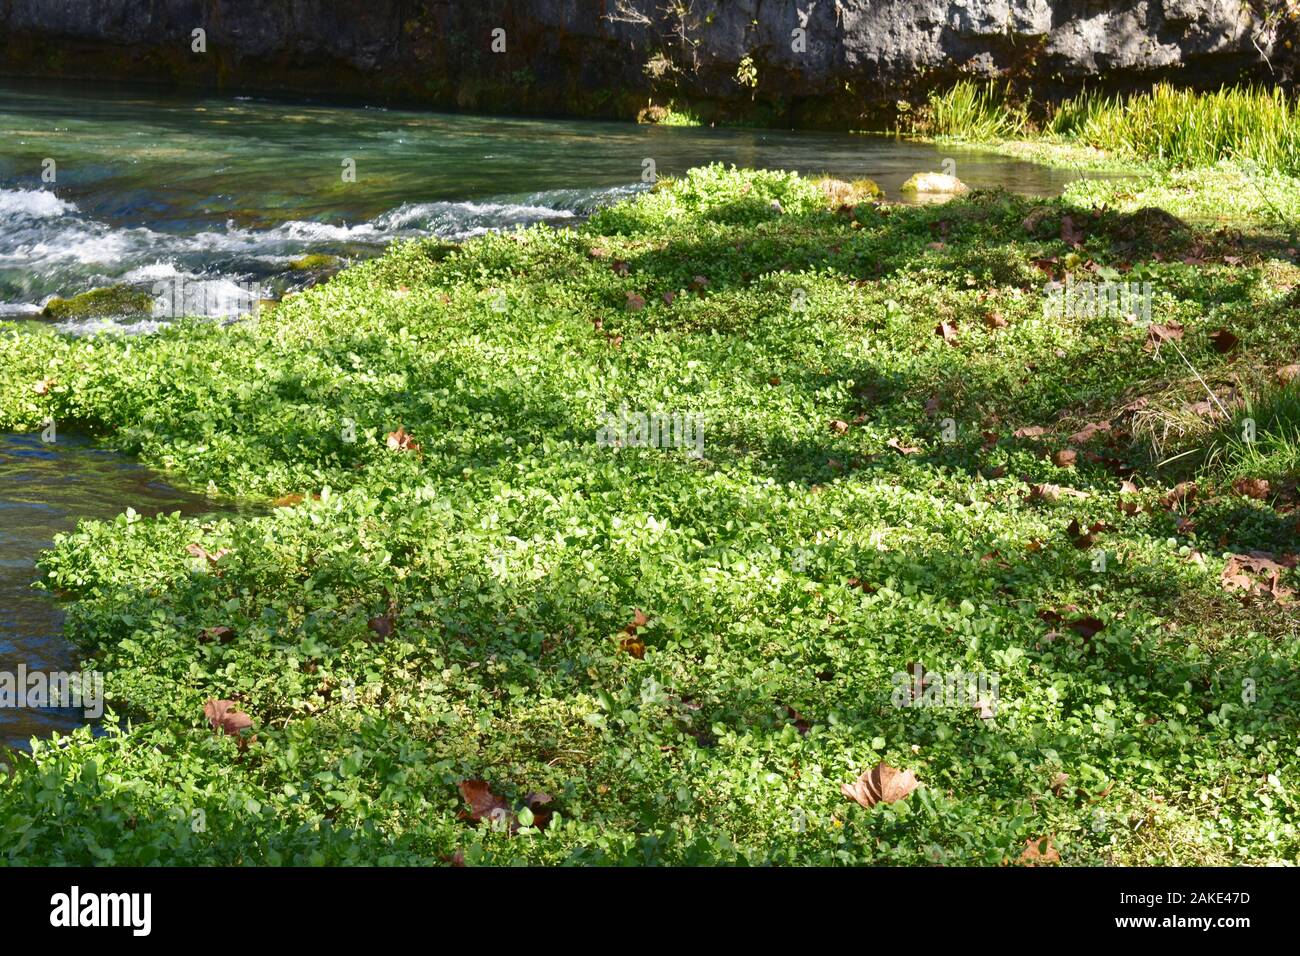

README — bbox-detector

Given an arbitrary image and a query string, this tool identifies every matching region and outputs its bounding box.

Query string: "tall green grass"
[1047,84,1299,171]
[923,82,1299,172]
[1203,381,1300,484]
[924,80,1029,140]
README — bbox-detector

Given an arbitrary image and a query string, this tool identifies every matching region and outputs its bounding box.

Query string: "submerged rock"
[288,253,343,271]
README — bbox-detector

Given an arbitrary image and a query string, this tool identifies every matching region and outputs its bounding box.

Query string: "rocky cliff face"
[0,1,1293,125]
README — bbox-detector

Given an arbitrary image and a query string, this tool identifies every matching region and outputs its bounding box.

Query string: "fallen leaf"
[386,426,421,453]
[1067,518,1109,549]
[199,625,235,645]
[625,292,645,311]
[935,321,959,345]
[886,436,921,455]
[1027,483,1089,502]
[186,543,232,566]
[1068,421,1111,444]
[1019,836,1061,865]
[458,779,512,826]
[1052,449,1078,468]
[1160,482,1197,509]
[203,699,255,748]
[32,379,54,395]
[1060,215,1085,246]
[1013,425,1048,439]
[1118,479,1143,515]
[1144,322,1185,350]
[983,310,1007,329]
[1208,328,1240,353]
[1031,256,1060,277]
[829,419,849,435]
[368,614,395,639]
[1067,616,1106,639]
[1233,477,1270,500]
[689,275,709,293]
[841,762,919,809]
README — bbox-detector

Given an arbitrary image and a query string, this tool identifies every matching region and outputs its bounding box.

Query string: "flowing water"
[0,79,1112,749]
[0,77,1113,332]
[0,433,221,751]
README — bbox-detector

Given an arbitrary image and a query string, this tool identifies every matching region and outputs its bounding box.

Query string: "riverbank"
[1,161,1298,865]
[1,1,1290,129]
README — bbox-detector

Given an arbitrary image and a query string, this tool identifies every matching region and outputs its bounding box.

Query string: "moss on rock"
[288,253,343,271]
[41,285,154,321]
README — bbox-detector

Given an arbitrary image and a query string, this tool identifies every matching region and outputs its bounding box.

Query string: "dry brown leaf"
[186,543,231,566]
[886,436,921,455]
[1019,836,1061,865]
[203,698,255,749]
[386,426,421,453]
[1233,477,1270,500]
[1160,481,1197,509]
[1208,328,1240,353]
[1118,479,1143,515]
[1068,421,1111,444]
[1068,616,1106,639]
[841,762,919,809]
[1067,518,1109,549]
[1052,449,1078,468]
[935,321,959,346]
[1144,321,1184,350]
[458,779,512,826]
[1027,482,1089,502]
[198,625,235,645]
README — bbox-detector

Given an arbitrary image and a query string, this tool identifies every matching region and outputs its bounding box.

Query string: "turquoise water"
[0,78,1107,331]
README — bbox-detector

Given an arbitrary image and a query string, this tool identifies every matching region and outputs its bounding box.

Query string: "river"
[0,77,1106,333]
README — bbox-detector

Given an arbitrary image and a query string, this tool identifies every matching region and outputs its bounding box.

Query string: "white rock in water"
[900,172,970,195]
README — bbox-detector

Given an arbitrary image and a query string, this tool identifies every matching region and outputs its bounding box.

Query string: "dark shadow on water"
[0,430,234,751]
